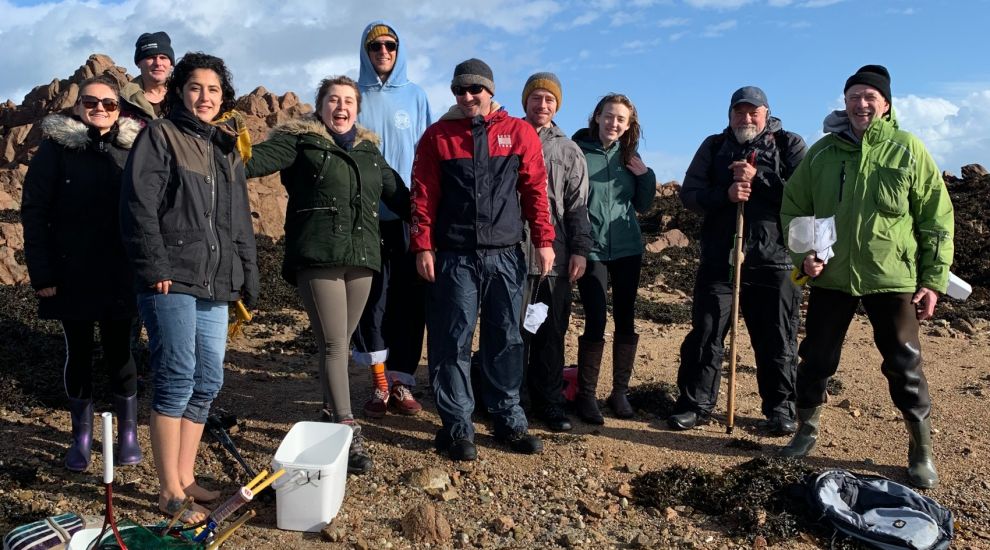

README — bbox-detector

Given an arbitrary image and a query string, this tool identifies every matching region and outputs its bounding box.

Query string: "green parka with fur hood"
[246,117,410,285]
[780,109,954,295]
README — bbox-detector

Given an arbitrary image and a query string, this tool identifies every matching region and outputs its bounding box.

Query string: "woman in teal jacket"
[246,75,409,475]
[571,93,656,424]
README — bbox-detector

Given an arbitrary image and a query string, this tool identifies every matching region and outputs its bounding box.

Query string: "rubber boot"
[576,338,605,425]
[778,406,822,458]
[606,333,638,419]
[905,418,939,489]
[65,398,94,472]
[114,394,143,465]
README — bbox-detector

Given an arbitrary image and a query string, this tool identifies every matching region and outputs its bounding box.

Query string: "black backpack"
[809,470,953,550]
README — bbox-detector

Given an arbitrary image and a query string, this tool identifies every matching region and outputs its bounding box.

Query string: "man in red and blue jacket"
[410,58,555,461]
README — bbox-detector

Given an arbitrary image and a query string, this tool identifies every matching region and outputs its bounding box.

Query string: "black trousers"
[521,274,572,410]
[62,318,137,399]
[796,287,931,422]
[577,254,642,341]
[353,219,427,377]
[675,265,800,419]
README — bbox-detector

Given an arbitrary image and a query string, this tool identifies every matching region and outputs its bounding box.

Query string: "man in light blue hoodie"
[352,21,433,418]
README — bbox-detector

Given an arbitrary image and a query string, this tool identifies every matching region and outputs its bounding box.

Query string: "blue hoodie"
[358,20,433,221]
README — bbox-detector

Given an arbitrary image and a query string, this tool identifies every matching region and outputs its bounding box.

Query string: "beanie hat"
[844,64,891,103]
[365,24,397,46]
[451,58,495,95]
[134,31,174,65]
[522,72,563,112]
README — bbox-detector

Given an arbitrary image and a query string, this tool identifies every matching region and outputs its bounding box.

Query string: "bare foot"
[160,496,210,525]
[183,482,221,503]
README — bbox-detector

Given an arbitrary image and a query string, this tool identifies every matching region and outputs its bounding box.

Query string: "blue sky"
[2,0,989,182]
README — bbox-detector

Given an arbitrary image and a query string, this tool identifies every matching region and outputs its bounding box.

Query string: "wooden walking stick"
[726,151,756,434]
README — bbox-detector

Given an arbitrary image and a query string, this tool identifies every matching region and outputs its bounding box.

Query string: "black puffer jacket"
[681,117,807,269]
[21,115,141,320]
[119,105,259,306]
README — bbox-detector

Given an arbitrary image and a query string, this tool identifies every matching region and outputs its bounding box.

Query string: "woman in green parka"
[571,93,657,425]
[246,75,409,474]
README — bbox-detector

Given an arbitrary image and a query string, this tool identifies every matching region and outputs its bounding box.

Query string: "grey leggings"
[297,266,373,419]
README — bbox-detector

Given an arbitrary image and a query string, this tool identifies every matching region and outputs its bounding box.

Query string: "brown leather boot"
[607,333,638,418]
[576,337,605,425]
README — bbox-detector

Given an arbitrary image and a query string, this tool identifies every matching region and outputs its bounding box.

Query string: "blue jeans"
[427,247,528,441]
[138,292,228,423]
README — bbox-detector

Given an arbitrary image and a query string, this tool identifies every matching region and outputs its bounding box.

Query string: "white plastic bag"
[788,216,837,262]
[523,302,548,334]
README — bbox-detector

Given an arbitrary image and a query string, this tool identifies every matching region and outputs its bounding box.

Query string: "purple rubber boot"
[114,393,143,465]
[65,398,93,472]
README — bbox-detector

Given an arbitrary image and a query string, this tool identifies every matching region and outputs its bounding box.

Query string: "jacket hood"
[40,114,141,150]
[120,76,158,119]
[823,108,899,141]
[269,115,381,147]
[537,121,567,143]
[358,20,410,88]
[438,101,503,121]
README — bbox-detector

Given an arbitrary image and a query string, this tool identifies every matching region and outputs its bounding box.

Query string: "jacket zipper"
[205,136,221,300]
[838,161,846,203]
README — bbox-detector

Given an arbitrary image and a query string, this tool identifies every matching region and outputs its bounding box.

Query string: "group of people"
[20,21,954,524]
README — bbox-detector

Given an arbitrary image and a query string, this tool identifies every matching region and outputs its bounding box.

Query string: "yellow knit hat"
[522,72,563,112]
[365,25,397,46]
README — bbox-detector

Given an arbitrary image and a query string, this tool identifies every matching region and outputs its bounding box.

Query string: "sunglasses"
[451,84,486,96]
[77,96,119,112]
[366,41,398,53]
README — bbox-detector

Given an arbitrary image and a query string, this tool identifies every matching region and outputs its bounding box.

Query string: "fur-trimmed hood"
[269,116,380,148]
[40,114,142,150]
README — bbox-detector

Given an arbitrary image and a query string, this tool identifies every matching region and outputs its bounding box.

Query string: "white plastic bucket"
[271,421,352,532]
[947,272,972,301]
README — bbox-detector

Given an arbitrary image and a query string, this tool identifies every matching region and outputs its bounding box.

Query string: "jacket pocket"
[874,167,911,216]
[162,231,206,285]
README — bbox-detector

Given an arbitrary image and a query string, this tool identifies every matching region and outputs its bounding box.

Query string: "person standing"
[411,59,554,461]
[120,31,174,124]
[353,21,432,418]
[519,72,591,432]
[22,74,143,472]
[779,65,953,489]
[120,52,259,522]
[571,94,656,424]
[246,75,410,474]
[669,86,807,434]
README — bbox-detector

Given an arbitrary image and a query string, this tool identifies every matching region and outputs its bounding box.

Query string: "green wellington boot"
[779,406,822,458]
[905,418,939,489]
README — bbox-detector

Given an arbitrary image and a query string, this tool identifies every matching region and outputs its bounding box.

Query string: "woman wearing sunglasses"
[246,75,409,475]
[120,52,258,523]
[571,93,656,424]
[22,74,144,473]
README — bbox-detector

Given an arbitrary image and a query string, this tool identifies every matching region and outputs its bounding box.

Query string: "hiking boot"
[667,411,706,431]
[318,407,336,423]
[388,383,422,415]
[65,397,94,472]
[448,439,478,461]
[498,431,544,455]
[362,387,389,418]
[341,419,372,474]
[607,333,638,419]
[905,418,939,489]
[576,338,605,425]
[113,393,143,466]
[537,404,572,432]
[759,414,799,437]
[779,406,822,458]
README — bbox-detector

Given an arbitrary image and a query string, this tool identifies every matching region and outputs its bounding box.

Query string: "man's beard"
[734,124,759,143]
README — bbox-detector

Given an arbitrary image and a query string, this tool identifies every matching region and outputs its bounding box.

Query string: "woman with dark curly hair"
[22,74,143,473]
[571,93,656,425]
[120,52,258,522]
[246,75,409,474]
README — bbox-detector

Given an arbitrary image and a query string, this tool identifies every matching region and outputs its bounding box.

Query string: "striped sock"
[372,363,388,393]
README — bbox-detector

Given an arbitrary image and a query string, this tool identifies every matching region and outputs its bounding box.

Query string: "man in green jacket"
[779,65,954,489]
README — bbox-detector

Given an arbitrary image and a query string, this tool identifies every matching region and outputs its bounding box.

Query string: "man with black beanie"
[121,31,175,124]
[780,64,954,490]
[410,58,555,461]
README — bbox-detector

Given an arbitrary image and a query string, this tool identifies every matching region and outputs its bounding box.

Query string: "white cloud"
[886,7,916,15]
[684,0,753,8]
[657,17,690,27]
[799,0,845,7]
[894,92,990,172]
[702,20,738,37]
[767,0,793,6]
[553,11,599,30]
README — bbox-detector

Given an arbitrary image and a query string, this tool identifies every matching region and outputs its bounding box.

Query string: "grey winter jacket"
[524,123,592,276]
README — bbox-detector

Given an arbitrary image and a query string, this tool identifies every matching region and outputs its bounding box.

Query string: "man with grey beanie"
[410,58,555,461]
[671,86,807,435]
[780,65,953,489]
